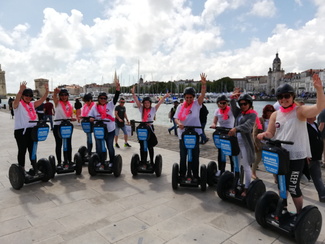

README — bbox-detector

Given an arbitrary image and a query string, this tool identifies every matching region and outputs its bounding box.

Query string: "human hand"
[164,93,171,99]
[256,132,265,140]
[115,79,120,91]
[54,87,60,95]
[313,73,322,90]
[228,128,236,136]
[131,86,135,95]
[19,81,27,93]
[200,73,207,85]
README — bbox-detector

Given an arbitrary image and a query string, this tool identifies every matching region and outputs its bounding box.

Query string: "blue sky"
[0,0,323,92]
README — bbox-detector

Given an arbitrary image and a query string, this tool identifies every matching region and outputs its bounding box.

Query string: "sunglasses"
[99,97,107,100]
[239,102,248,106]
[277,94,291,100]
[24,94,33,98]
[266,110,275,112]
[218,102,227,105]
[120,101,125,103]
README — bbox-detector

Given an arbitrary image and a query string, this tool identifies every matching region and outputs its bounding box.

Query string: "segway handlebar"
[132,120,154,124]
[54,119,72,122]
[210,126,231,133]
[183,126,203,129]
[263,137,294,147]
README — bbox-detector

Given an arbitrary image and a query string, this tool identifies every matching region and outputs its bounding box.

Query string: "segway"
[77,116,94,165]
[255,137,322,244]
[51,119,83,176]
[130,120,162,177]
[206,126,227,187]
[172,126,207,191]
[9,121,54,190]
[88,120,122,177]
[216,129,265,210]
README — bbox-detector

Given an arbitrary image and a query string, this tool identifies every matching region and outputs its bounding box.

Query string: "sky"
[0,0,324,93]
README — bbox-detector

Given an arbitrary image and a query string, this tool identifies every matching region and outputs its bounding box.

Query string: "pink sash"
[20,100,37,120]
[142,108,151,122]
[81,102,94,116]
[59,101,73,117]
[279,103,296,113]
[219,106,230,120]
[242,109,262,130]
[97,104,115,121]
[178,102,194,121]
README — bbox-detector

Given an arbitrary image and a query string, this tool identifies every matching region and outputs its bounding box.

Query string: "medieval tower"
[0,64,7,99]
[34,78,49,98]
[267,53,285,95]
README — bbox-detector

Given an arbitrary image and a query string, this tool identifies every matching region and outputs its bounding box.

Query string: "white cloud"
[249,0,276,18]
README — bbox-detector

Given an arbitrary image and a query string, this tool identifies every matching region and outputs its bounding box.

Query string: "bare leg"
[292,196,303,214]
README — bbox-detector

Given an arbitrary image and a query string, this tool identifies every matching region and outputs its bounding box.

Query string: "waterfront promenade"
[0,110,324,244]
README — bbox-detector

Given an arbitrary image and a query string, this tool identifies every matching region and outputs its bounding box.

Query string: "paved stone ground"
[0,110,324,244]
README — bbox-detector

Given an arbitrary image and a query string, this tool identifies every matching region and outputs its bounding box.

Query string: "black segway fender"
[37,158,53,182]
[78,146,88,161]
[246,179,266,211]
[255,191,279,228]
[131,154,140,176]
[216,171,234,200]
[9,164,25,190]
[207,161,217,187]
[294,206,322,244]
[88,154,99,176]
[48,155,56,178]
[172,163,179,190]
[74,152,83,175]
[200,164,207,192]
[114,154,122,177]
[154,154,162,177]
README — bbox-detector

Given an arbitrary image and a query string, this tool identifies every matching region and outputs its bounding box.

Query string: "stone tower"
[0,64,7,99]
[267,53,285,95]
[34,78,49,98]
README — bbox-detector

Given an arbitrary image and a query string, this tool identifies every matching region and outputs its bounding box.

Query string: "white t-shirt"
[274,107,311,160]
[213,107,235,128]
[88,101,116,133]
[14,101,37,130]
[54,101,73,126]
[138,105,157,124]
[174,100,202,139]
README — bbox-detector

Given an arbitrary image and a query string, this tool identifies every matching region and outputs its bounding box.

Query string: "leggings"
[14,128,35,168]
[140,141,154,164]
[53,125,72,164]
[238,143,252,188]
[286,159,305,198]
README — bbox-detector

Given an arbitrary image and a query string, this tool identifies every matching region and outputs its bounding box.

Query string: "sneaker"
[124,143,131,147]
[115,143,120,148]
[168,129,171,135]
[289,215,297,227]
[319,196,325,203]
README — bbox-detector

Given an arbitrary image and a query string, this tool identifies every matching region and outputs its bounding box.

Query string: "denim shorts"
[115,125,127,136]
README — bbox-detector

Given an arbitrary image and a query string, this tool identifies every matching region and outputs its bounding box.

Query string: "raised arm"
[13,81,27,109]
[113,79,121,105]
[197,73,207,105]
[298,73,325,119]
[155,93,170,110]
[53,88,60,107]
[131,86,141,108]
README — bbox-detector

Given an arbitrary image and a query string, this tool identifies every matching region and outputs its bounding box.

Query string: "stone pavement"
[0,110,324,244]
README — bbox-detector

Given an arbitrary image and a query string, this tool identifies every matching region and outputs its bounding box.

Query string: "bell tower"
[0,64,7,99]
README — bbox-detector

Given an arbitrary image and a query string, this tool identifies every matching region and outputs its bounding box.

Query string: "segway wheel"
[74,152,83,175]
[113,154,122,177]
[48,155,56,178]
[246,180,266,211]
[172,163,179,190]
[295,207,322,244]
[255,191,279,228]
[200,164,207,192]
[207,161,217,187]
[37,158,53,182]
[216,171,234,200]
[154,154,163,177]
[88,154,99,176]
[78,146,88,161]
[9,164,25,190]
[130,154,140,176]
